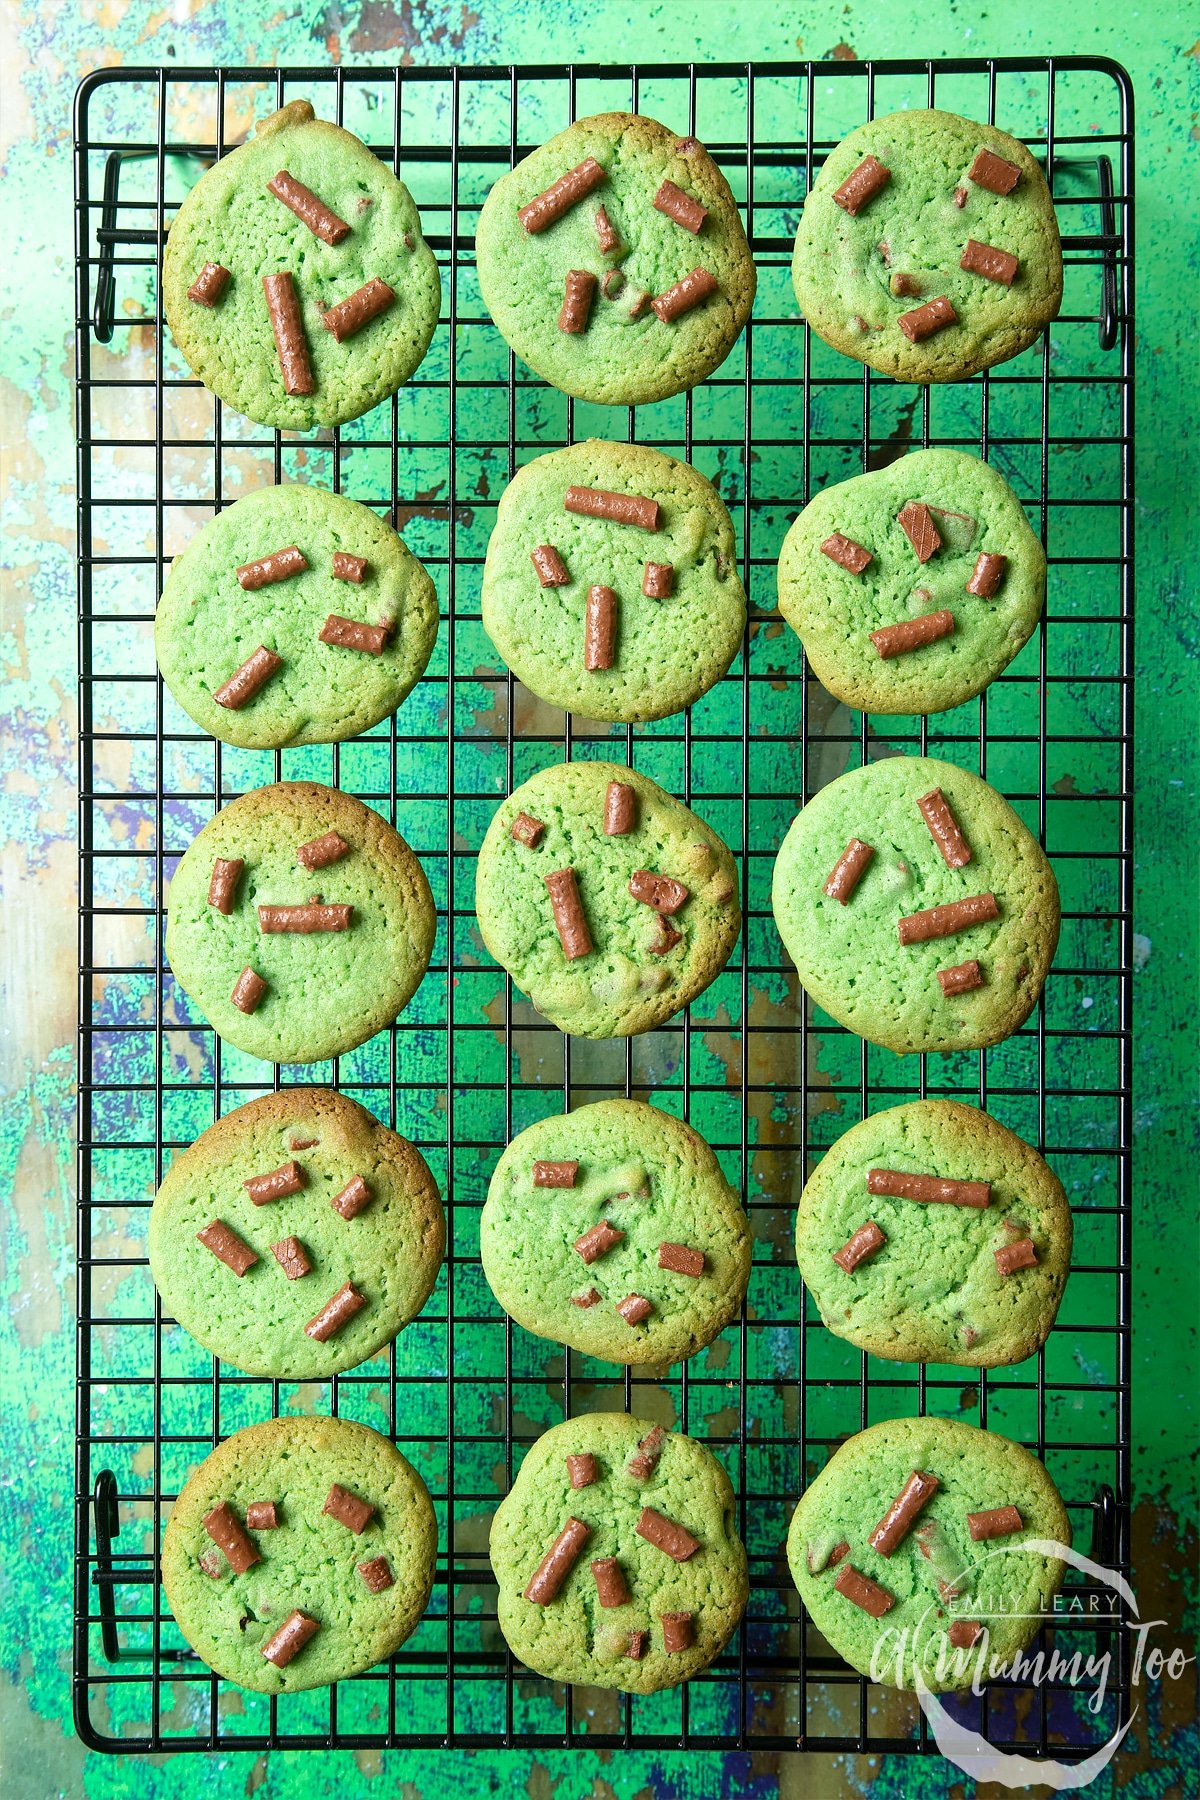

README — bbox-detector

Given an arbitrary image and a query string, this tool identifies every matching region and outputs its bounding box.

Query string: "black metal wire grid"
[74,58,1134,1756]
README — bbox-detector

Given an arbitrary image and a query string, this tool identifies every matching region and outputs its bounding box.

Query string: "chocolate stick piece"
[823,838,874,904]
[616,1293,652,1324]
[305,1281,367,1342]
[187,263,231,307]
[262,273,314,396]
[271,1236,311,1279]
[559,269,597,334]
[510,812,545,848]
[237,545,309,590]
[531,544,570,587]
[523,1516,591,1603]
[213,646,283,710]
[591,1558,630,1608]
[834,1564,894,1619]
[358,1556,394,1593]
[868,1168,991,1210]
[653,179,707,234]
[574,1220,625,1264]
[658,1242,704,1277]
[869,1470,940,1556]
[628,870,689,914]
[967,1504,1023,1541]
[267,170,351,244]
[570,1287,601,1308]
[322,278,396,342]
[518,158,607,234]
[960,239,1019,286]
[652,266,719,323]
[938,959,984,996]
[949,1619,984,1649]
[204,1502,261,1574]
[297,830,349,870]
[897,891,999,945]
[642,560,674,598]
[833,154,891,215]
[896,501,943,564]
[832,1220,886,1273]
[604,781,637,835]
[994,1238,1038,1277]
[245,1502,279,1530]
[564,486,660,531]
[261,1610,320,1667]
[968,148,1022,194]
[545,869,592,959]
[966,551,1007,598]
[322,1483,376,1533]
[661,1612,695,1651]
[319,614,392,654]
[533,1160,578,1188]
[627,1630,648,1659]
[567,1453,598,1489]
[244,1161,305,1205]
[208,857,244,915]
[332,552,368,583]
[917,788,972,868]
[898,296,958,343]
[636,1507,700,1562]
[870,610,955,659]
[257,902,353,933]
[330,1174,372,1219]
[584,584,617,670]
[627,1426,666,1481]
[821,532,872,574]
[594,205,620,253]
[197,1220,259,1276]
[230,967,267,1014]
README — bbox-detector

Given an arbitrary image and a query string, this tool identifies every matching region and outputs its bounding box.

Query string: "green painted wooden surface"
[2,0,1197,1795]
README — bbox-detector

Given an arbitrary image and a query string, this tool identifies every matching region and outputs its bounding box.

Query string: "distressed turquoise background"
[2,0,1197,1796]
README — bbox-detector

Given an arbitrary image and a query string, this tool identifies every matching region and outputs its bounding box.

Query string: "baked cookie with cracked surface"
[481,1100,751,1366]
[475,759,740,1038]
[796,1099,1071,1367]
[165,781,435,1064]
[776,449,1044,715]
[476,112,756,405]
[482,441,745,723]
[156,484,438,748]
[148,1089,444,1379]
[163,99,441,429]
[771,755,1059,1055]
[787,1416,1069,1690]
[161,1415,436,1694]
[792,109,1061,383]
[490,1413,747,1692]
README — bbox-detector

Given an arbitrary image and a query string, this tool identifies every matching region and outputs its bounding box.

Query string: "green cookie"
[787,1416,1070,1691]
[475,759,740,1039]
[481,1100,751,1366]
[161,1416,436,1694]
[163,100,441,429]
[165,781,435,1065]
[148,1090,444,1379]
[490,1413,747,1693]
[771,755,1059,1055]
[476,112,756,405]
[792,109,1062,383]
[155,484,438,749]
[776,449,1045,715]
[796,1100,1071,1367]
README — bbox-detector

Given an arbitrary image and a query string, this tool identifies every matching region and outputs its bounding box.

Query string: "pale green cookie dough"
[771,756,1059,1055]
[161,1416,436,1694]
[148,1090,444,1379]
[490,1413,748,1692]
[481,1100,751,1366]
[163,100,441,429]
[792,109,1062,383]
[482,441,745,723]
[476,112,756,405]
[155,484,438,749]
[475,760,740,1039]
[796,1100,1071,1367]
[777,449,1045,715]
[165,781,435,1064]
[787,1417,1070,1690]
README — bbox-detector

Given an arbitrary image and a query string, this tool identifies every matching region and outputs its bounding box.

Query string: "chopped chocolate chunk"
[357,1555,394,1593]
[868,1168,991,1209]
[870,610,955,659]
[246,1501,279,1531]
[653,179,707,234]
[652,266,719,323]
[305,1280,367,1342]
[323,277,396,342]
[628,870,689,914]
[628,288,651,319]
[322,1482,376,1534]
[897,890,999,946]
[261,1609,320,1667]
[966,551,1007,598]
[835,1564,895,1619]
[832,1220,886,1273]
[821,532,872,574]
[567,1453,598,1490]
[330,1174,372,1219]
[510,811,545,848]
[332,551,368,584]
[627,1426,666,1481]
[289,1136,319,1151]
[658,1241,704,1277]
[994,1238,1038,1277]
[898,295,957,343]
[661,1611,694,1651]
[891,272,921,298]
[319,614,392,655]
[198,1548,224,1578]
[602,268,625,298]
[627,1629,648,1659]
[939,959,985,997]
[530,544,570,588]
[564,485,660,531]
[896,501,943,564]
[545,868,593,960]
[204,1502,261,1574]
[519,158,607,234]
[805,1534,850,1575]
[570,1286,601,1308]
[960,238,1019,286]
[833,154,891,215]
[591,1557,630,1608]
[533,1159,578,1188]
[197,1220,258,1277]
[616,1293,652,1325]
[208,856,244,915]
[213,645,283,710]
[594,204,620,253]
[642,560,674,598]
[604,781,637,836]
[237,545,309,591]
[267,170,350,244]
[271,1235,311,1280]
[574,1220,625,1264]
[948,1619,984,1649]
[636,1507,700,1561]
[244,1160,305,1205]
[559,268,598,334]
[649,917,683,955]
[297,829,349,871]
[823,838,874,904]
[584,584,617,670]
[968,148,1021,195]
[187,262,231,307]
[966,1504,1023,1541]
[917,787,972,868]
[230,966,267,1014]
[523,1516,591,1603]
[262,272,313,396]
[258,901,353,934]
[869,1470,940,1556]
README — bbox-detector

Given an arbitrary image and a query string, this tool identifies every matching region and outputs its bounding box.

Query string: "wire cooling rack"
[74,58,1134,1757]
